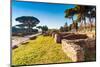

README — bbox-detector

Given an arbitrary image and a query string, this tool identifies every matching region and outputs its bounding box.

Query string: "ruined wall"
[53,32,96,62]
[54,32,72,43]
[54,33,88,43]
[54,34,62,43]
[61,38,96,62]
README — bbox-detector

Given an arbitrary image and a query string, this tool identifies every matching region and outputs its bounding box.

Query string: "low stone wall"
[54,33,88,43]
[53,32,96,61]
[54,34,62,43]
[52,32,56,38]
[53,32,72,43]
[62,38,96,62]
[85,32,96,38]
[76,32,96,38]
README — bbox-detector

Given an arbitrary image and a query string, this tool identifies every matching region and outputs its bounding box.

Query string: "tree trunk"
[89,17,92,31]
[88,12,94,31]
[28,24,32,34]
[84,17,86,31]
[72,16,74,23]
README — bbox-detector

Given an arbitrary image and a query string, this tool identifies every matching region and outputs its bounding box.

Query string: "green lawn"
[12,35,72,65]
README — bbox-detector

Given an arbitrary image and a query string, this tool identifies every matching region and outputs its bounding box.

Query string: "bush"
[21,41,29,45]
[12,45,18,49]
[29,36,37,40]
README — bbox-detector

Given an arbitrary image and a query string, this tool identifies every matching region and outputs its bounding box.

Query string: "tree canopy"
[14,16,40,35]
[15,16,40,28]
[37,25,48,33]
[64,5,96,31]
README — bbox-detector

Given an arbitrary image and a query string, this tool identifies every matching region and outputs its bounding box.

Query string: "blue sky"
[12,0,76,29]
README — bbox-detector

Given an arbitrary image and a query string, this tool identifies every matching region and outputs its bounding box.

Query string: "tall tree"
[59,26,64,32]
[86,7,96,31]
[72,21,78,31]
[75,5,96,31]
[68,24,72,31]
[15,16,40,34]
[65,8,77,23]
[37,25,48,34]
[63,22,68,32]
[74,5,87,28]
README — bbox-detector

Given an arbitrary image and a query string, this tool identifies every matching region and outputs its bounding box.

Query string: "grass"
[12,35,72,65]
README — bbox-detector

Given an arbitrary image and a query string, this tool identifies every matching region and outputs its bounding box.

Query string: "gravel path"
[12,33,41,47]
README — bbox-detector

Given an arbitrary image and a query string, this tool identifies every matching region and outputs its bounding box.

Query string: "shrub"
[29,36,37,40]
[12,45,18,49]
[21,41,29,45]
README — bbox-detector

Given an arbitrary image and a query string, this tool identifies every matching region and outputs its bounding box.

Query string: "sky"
[12,0,76,29]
